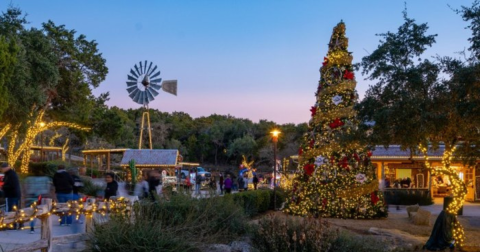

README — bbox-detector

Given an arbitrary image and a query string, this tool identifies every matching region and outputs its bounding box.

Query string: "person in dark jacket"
[53,165,74,225]
[253,174,259,190]
[1,162,21,229]
[147,170,161,201]
[104,172,118,200]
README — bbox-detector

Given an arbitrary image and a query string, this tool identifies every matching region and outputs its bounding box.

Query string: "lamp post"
[270,129,280,210]
[39,122,45,161]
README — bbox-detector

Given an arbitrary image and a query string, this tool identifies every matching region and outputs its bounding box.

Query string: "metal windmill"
[126,60,177,149]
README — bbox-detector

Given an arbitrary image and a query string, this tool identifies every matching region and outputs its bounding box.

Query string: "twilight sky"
[2,0,474,124]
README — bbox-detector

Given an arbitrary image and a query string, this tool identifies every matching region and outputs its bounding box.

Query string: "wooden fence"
[1,197,131,252]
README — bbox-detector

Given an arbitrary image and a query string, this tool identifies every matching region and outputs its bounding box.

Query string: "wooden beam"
[9,239,48,252]
[51,233,88,244]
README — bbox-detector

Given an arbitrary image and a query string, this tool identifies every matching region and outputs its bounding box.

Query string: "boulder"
[411,208,431,226]
[406,204,419,218]
[200,244,232,252]
[230,241,253,252]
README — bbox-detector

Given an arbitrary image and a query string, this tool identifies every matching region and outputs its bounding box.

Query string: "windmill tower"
[126,60,177,149]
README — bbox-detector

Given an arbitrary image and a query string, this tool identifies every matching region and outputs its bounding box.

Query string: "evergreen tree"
[285,22,387,218]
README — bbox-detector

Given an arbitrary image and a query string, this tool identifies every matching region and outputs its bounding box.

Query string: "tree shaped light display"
[285,22,387,218]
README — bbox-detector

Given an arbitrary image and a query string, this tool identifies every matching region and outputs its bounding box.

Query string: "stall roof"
[371,145,443,161]
[120,149,179,168]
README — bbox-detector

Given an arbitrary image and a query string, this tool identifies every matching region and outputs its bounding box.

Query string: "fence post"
[40,215,52,252]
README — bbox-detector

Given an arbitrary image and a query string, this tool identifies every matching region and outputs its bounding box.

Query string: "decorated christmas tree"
[285,22,387,218]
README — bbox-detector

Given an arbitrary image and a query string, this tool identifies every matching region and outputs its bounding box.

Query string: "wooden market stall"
[82,148,128,172]
[371,145,477,202]
[120,149,180,184]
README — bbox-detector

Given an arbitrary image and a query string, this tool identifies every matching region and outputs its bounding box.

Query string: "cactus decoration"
[129,159,137,188]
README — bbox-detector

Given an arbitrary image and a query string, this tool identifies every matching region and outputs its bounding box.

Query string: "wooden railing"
[1,197,131,252]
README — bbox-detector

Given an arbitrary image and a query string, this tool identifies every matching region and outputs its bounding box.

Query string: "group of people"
[387,177,415,188]
[219,173,259,194]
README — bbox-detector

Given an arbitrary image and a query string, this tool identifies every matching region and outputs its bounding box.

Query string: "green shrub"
[229,188,286,217]
[28,161,70,177]
[251,214,338,252]
[230,189,271,216]
[88,192,248,251]
[384,190,433,206]
[80,176,103,197]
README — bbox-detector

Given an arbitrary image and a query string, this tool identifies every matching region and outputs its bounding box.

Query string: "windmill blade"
[146,62,153,76]
[150,70,161,79]
[146,88,155,102]
[148,65,158,76]
[151,77,162,83]
[126,86,138,94]
[127,75,137,81]
[130,69,138,78]
[139,61,143,75]
[150,83,162,90]
[147,86,160,97]
[144,60,148,74]
[134,64,141,76]
[126,81,137,87]
[139,91,146,105]
[129,89,140,99]
[133,90,142,104]
[162,80,177,96]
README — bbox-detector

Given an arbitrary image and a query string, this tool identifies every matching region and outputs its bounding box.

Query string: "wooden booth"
[371,145,477,202]
[120,149,180,185]
[82,148,128,172]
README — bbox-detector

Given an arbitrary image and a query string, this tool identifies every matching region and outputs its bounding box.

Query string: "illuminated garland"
[419,144,466,247]
[336,179,379,199]
[314,107,357,123]
[0,198,130,230]
[318,80,356,96]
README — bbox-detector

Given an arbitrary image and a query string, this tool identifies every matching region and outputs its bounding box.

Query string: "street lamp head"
[270,129,281,142]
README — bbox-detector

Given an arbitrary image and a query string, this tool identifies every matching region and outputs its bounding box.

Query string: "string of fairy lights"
[419,144,466,247]
[0,198,131,230]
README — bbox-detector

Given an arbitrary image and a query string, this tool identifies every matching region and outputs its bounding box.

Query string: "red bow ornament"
[344,69,354,80]
[322,57,328,66]
[304,163,315,176]
[329,118,344,129]
[371,192,379,205]
[310,106,317,117]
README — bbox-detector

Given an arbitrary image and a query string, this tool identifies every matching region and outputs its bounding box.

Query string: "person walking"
[237,175,244,192]
[147,170,161,201]
[219,174,224,195]
[1,162,21,229]
[53,165,74,225]
[224,174,232,194]
[253,174,259,190]
[243,174,249,191]
[195,169,202,196]
[104,172,118,200]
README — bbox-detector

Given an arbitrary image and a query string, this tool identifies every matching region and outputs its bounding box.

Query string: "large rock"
[200,244,232,252]
[369,227,426,251]
[406,204,419,218]
[411,208,431,226]
[230,241,253,252]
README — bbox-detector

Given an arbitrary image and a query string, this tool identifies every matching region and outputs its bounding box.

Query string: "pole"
[41,131,44,162]
[273,138,277,210]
